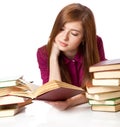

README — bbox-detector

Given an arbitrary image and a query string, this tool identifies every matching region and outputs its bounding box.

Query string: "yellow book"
[0,98,32,117]
[91,104,120,112]
[0,95,27,105]
[0,104,24,117]
[92,78,120,86]
[86,91,120,101]
[86,82,120,94]
[93,70,120,79]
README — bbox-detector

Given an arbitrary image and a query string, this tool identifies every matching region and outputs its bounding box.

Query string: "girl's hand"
[45,94,88,111]
[50,42,60,59]
[45,100,69,111]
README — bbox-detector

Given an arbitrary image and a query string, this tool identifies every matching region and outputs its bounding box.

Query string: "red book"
[6,80,85,101]
[89,59,120,72]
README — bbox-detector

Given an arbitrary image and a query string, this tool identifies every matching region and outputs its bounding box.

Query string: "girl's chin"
[58,47,67,52]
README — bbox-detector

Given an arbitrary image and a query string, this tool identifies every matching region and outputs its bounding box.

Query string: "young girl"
[37,3,106,110]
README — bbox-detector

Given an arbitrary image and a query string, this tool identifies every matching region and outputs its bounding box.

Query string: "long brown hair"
[47,3,100,87]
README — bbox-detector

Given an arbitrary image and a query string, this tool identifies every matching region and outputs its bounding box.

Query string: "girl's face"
[55,21,84,58]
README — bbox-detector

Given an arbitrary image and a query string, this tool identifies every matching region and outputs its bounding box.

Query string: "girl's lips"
[59,42,68,47]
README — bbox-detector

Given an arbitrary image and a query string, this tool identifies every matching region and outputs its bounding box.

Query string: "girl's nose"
[62,31,69,41]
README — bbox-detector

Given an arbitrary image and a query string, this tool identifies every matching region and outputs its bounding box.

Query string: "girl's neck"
[63,50,78,59]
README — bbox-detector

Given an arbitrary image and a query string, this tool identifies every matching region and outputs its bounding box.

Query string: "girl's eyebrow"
[63,26,82,33]
[70,29,82,33]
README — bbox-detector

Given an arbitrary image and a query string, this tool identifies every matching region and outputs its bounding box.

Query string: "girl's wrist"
[50,54,59,61]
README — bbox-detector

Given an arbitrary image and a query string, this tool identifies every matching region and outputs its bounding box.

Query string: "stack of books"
[86,59,120,112]
[0,76,32,117]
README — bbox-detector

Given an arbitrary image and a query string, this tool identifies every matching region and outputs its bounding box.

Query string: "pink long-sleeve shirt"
[37,36,106,86]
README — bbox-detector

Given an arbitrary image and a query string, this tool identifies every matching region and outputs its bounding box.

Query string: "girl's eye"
[71,31,79,36]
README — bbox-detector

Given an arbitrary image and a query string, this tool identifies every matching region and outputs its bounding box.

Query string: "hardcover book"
[0,76,23,88]
[0,95,28,105]
[86,91,120,101]
[89,97,120,105]
[89,59,120,72]
[0,104,24,117]
[93,70,120,79]
[92,78,120,86]
[1,80,85,101]
[0,99,32,117]
[91,104,120,112]
[86,85,120,94]
[86,82,120,94]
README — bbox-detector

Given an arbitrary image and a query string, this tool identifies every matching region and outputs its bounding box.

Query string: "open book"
[2,80,85,101]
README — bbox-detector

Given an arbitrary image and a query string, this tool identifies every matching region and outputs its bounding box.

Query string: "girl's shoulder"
[96,35,104,49]
[96,35,106,60]
[97,35,103,44]
[37,45,48,55]
[37,45,48,60]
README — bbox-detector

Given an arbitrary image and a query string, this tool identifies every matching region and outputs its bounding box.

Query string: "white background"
[0,0,120,85]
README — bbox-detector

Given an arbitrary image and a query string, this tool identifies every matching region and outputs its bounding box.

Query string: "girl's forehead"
[64,21,83,31]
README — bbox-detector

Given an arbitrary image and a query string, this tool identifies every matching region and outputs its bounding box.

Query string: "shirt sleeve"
[36,45,49,84]
[97,36,106,61]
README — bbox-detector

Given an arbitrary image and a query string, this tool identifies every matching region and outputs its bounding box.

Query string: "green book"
[89,97,120,106]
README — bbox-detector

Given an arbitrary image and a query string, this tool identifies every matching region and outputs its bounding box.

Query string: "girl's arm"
[49,43,61,81]
[37,43,61,84]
